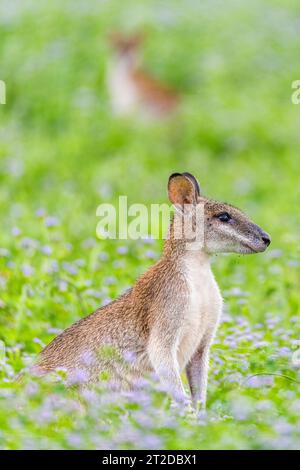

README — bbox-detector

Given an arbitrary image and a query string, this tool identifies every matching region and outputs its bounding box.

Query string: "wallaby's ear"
[168,173,200,208]
[181,172,200,197]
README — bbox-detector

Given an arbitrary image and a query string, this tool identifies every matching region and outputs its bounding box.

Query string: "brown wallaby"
[34,173,270,407]
[107,32,179,118]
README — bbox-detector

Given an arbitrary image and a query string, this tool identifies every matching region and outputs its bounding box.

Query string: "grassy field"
[0,0,300,449]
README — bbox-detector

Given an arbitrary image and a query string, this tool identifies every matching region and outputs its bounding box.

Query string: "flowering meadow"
[0,0,300,449]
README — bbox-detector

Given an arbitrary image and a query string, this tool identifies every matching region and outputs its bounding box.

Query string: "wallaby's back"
[35,256,187,386]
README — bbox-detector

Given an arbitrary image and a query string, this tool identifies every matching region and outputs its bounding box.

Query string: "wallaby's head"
[168,172,271,255]
[108,32,144,59]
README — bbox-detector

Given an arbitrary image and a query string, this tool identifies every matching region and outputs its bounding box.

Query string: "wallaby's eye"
[217,212,231,222]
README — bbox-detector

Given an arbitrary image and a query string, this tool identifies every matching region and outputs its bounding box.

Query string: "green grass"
[0,0,300,449]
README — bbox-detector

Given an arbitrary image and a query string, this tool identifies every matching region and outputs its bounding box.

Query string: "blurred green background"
[0,0,300,450]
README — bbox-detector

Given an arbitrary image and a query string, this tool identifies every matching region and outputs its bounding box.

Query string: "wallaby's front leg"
[148,339,187,402]
[186,345,210,408]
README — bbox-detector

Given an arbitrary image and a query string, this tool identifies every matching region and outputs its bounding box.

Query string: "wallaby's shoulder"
[134,254,186,294]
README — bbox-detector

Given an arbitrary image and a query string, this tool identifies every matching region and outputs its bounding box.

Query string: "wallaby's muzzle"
[242,224,271,253]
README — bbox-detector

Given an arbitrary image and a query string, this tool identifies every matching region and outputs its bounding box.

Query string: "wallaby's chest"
[107,60,138,115]
[177,258,222,370]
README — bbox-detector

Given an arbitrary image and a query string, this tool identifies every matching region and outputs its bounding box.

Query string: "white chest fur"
[177,254,223,370]
[107,58,138,115]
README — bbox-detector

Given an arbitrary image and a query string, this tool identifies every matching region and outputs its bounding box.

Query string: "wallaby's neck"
[112,52,137,72]
[163,240,210,266]
[162,219,210,267]
[182,249,211,266]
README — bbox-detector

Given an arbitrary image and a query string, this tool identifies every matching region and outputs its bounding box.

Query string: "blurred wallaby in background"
[107,32,180,119]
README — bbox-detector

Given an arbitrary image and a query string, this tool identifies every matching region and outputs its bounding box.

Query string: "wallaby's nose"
[261,235,271,247]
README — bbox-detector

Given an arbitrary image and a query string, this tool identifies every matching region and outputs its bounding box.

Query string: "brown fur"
[107,32,179,118]
[34,173,270,406]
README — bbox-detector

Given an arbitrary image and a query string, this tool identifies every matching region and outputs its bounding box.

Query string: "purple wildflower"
[123,350,136,364]
[35,208,46,218]
[45,216,59,227]
[104,276,116,285]
[141,236,155,244]
[145,249,157,259]
[67,433,83,448]
[41,245,52,255]
[22,263,34,277]
[117,246,128,255]
[12,227,21,236]
[80,351,95,367]
[58,279,68,292]
[102,297,112,306]
[62,262,78,275]
[68,368,89,386]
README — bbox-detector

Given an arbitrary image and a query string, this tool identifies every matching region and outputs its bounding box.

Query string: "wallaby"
[107,32,179,118]
[34,173,271,407]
